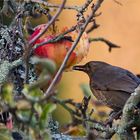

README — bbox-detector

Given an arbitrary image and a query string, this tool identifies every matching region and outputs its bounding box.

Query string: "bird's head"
[73,61,108,76]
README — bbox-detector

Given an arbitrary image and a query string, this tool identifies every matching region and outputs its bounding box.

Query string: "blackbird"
[73,61,140,111]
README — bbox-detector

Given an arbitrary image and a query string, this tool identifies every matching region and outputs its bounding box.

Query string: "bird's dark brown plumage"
[73,61,140,111]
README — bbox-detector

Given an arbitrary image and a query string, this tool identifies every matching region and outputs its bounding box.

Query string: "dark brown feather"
[73,61,140,111]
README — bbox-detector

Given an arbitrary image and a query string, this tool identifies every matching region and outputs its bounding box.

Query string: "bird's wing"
[92,66,140,93]
[106,73,139,93]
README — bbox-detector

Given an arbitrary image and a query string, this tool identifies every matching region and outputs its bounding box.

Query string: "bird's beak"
[73,65,86,72]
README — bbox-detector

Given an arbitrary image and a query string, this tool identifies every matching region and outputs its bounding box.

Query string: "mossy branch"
[117,85,140,140]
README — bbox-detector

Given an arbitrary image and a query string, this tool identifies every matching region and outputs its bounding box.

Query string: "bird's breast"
[90,87,130,111]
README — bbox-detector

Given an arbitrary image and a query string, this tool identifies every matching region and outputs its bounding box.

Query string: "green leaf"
[1,84,14,106]
[29,115,38,128]
[80,83,92,97]
[22,85,43,102]
[34,103,42,116]
[31,57,56,74]
[16,110,31,122]
[39,103,56,129]
[41,103,56,120]
[0,128,13,140]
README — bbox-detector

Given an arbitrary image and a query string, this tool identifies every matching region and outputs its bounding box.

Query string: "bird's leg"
[104,110,122,126]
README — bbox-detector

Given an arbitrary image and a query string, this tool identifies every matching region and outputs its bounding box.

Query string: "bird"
[73,61,140,111]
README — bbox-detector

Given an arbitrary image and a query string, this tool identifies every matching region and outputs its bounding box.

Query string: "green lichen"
[0,39,5,49]
[0,59,23,84]
[0,26,12,43]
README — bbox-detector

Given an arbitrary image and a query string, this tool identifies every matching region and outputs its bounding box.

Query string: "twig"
[16,12,24,37]
[26,0,66,83]
[86,19,100,33]
[43,0,105,99]
[28,0,66,46]
[34,25,76,49]
[51,96,80,116]
[89,37,120,52]
[77,0,93,21]
[113,0,123,6]
[15,12,31,84]
[29,0,81,12]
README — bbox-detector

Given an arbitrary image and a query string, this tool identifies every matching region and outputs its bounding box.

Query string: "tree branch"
[89,37,120,52]
[43,0,105,99]
[117,85,140,140]
[28,0,66,46]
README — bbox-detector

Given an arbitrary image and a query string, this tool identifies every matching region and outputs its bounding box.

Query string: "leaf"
[65,126,86,136]
[41,103,56,120]
[0,128,13,140]
[39,103,56,129]
[31,57,56,74]
[16,110,30,122]
[80,83,92,97]
[34,103,42,116]
[16,100,31,110]
[1,84,14,106]
[22,85,43,102]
